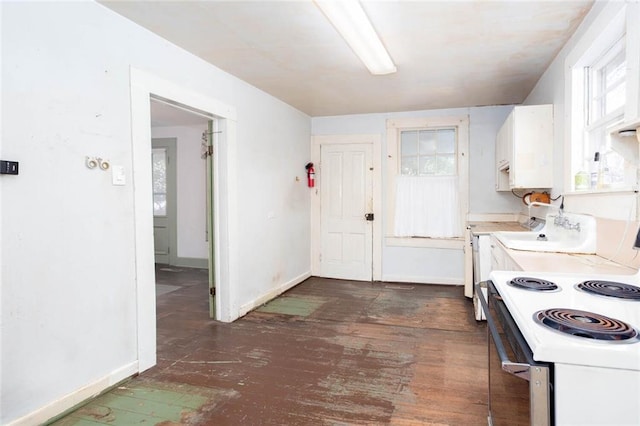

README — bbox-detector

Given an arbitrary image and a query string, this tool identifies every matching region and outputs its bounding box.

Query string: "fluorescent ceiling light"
[314,0,396,75]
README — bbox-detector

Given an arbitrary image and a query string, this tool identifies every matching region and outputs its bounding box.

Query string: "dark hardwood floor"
[147,266,489,425]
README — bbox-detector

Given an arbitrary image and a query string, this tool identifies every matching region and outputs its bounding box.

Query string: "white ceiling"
[102,0,593,118]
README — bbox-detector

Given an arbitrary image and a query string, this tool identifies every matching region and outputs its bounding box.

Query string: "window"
[152,148,167,216]
[400,128,457,176]
[586,37,626,127]
[386,116,469,245]
[569,3,639,192]
[583,36,626,188]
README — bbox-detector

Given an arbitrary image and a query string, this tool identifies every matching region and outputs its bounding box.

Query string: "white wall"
[1,2,310,424]
[152,125,209,262]
[312,106,522,284]
[524,1,639,220]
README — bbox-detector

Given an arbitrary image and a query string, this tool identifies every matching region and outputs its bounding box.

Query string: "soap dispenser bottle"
[591,152,600,189]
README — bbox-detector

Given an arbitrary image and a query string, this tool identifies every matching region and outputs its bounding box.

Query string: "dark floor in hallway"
[52,266,489,425]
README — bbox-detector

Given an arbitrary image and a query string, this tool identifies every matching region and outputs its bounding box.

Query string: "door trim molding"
[310,134,382,281]
[130,67,237,373]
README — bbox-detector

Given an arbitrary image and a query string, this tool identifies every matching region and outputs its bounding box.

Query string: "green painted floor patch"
[49,380,214,426]
[70,405,170,424]
[85,395,185,422]
[51,418,105,426]
[111,385,188,406]
[257,295,327,317]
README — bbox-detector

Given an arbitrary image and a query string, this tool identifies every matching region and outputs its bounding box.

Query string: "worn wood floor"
[58,266,490,425]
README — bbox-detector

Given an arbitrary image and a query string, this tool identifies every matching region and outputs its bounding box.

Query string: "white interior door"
[320,143,373,281]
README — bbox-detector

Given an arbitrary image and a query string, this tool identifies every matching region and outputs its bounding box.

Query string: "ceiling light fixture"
[314,0,396,75]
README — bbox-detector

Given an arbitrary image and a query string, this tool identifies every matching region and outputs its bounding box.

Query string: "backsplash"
[596,217,640,269]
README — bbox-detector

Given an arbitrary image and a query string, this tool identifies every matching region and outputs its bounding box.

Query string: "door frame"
[310,134,382,281]
[151,138,178,266]
[130,67,237,372]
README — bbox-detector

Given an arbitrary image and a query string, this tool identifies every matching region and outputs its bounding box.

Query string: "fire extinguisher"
[305,162,315,188]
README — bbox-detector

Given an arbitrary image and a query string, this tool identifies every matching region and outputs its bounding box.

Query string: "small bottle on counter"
[575,170,589,190]
[590,152,600,189]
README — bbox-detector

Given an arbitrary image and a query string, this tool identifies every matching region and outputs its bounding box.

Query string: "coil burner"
[508,277,559,292]
[576,280,640,300]
[534,308,639,342]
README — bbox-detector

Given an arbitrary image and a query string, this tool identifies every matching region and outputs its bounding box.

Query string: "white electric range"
[486,270,640,425]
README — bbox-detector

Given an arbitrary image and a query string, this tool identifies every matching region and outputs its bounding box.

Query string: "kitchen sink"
[493,212,596,254]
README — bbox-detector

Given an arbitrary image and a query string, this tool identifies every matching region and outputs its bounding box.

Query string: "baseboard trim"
[173,257,208,269]
[8,361,138,426]
[238,271,312,317]
[382,274,463,285]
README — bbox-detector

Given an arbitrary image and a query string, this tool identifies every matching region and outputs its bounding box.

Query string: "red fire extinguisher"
[305,162,315,188]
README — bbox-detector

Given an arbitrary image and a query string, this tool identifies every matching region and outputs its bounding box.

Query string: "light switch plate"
[0,160,19,175]
[112,165,126,186]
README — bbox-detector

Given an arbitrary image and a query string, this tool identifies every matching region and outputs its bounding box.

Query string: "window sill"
[565,187,638,196]
[385,236,464,249]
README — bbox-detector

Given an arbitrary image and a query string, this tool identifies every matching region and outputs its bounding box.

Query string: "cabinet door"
[511,105,553,189]
[495,114,512,191]
[490,236,505,270]
[494,104,553,191]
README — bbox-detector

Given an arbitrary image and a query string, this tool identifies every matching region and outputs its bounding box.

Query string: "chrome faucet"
[527,201,580,232]
[527,201,559,230]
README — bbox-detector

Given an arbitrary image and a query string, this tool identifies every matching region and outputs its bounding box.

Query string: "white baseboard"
[173,257,208,269]
[8,361,138,426]
[382,274,463,285]
[238,271,312,317]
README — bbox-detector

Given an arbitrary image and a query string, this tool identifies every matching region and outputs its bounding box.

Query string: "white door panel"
[320,143,373,281]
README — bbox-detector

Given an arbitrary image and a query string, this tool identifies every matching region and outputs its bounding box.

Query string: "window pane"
[153,194,166,216]
[419,130,437,154]
[152,149,167,193]
[152,148,167,216]
[604,56,625,87]
[589,39,626,124]
[401,131,418,155]
[401,156,418,175]
[437,129,456,154]
[419,156,436,175]
[436,155,456,175]
[605,83,626,113]
[604,151,625,187]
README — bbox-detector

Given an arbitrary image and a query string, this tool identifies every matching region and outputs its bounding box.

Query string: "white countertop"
[495,237,637,275]
[468,221,528,235]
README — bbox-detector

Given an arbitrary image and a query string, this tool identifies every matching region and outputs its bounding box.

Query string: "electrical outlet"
[634,226,640,250]
[0,160,19,175]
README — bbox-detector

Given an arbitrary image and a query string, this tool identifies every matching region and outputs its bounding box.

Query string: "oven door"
[476,281,552,426]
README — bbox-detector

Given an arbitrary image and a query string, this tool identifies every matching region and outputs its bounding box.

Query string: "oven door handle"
[475,283,531,381]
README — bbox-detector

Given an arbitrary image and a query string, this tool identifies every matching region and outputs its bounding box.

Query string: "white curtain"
[394,175,462,238]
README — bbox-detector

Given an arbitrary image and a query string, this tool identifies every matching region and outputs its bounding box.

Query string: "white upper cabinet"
[495,104,553,191]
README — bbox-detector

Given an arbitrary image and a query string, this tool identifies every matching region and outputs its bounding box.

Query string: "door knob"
[365,213,374,221]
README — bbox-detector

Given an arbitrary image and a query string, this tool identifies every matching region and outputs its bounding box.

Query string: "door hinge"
[210,287,216,296]
[204,146,214,157]
[365,213,374,221]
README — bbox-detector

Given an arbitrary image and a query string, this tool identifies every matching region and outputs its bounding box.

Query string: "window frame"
[386,115,469,248]
[566,3,640,194]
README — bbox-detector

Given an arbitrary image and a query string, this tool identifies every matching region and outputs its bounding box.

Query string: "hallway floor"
[51,267,489,425]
